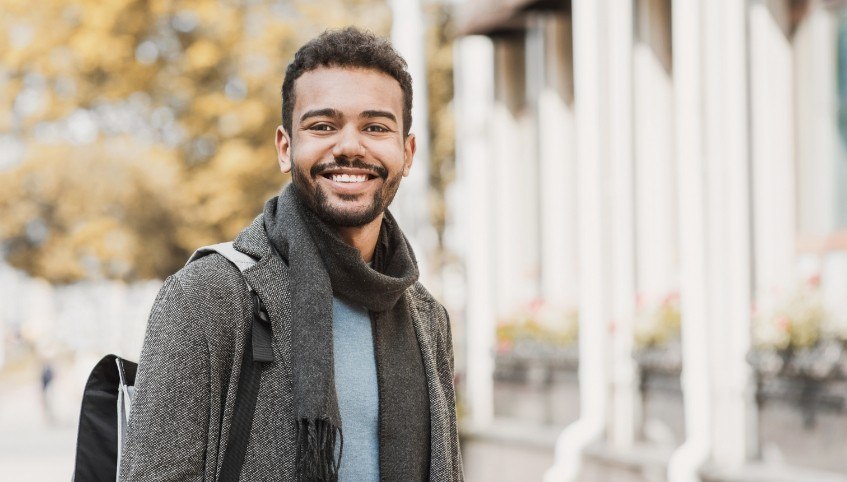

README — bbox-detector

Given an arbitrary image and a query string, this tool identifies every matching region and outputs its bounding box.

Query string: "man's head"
[275,28,416,229]
[281,27,413,138]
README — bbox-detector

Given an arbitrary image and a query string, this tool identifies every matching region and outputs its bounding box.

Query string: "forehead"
[292,67,404,120]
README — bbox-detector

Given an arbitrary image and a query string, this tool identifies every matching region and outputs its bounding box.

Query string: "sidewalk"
[0,358,84,481]
[461,419,559,482]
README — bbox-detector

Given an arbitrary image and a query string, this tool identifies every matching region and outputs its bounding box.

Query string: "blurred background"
[2,0,847,481]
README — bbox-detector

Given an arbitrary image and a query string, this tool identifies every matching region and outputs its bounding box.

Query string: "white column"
[607,0,637,450]
[794,9,839,237]
[667,0,711,480]
[633,0,677,299]
[749,0,796,308]
[454,35,496,428]
[538,15,579,309]
[793,9,847,322]
[389,0,436,283]
[572,0,610,435]
[546,0,611,479]
[705,0,755,467]
[491,39,538,315]
[671,0,755,476]
[523,18,543,305]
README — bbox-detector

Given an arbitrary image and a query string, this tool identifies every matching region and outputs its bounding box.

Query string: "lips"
[312,166,380,197]
[311,159,387,182]
[319,169,379,187]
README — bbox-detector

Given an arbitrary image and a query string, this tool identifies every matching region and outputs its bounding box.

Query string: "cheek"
[364,141,407,171]
[291,141,327,167]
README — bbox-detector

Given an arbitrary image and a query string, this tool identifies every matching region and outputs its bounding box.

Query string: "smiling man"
[278,66,412,254]
[121,28,463,482]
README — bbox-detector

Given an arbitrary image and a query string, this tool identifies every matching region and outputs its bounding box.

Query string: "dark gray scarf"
[263,184,430,481]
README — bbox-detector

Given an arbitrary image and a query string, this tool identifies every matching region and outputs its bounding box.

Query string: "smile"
[330,173,369,183]
[317,165,382,186]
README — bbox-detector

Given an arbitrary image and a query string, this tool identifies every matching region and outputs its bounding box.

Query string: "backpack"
[72,242,274,482]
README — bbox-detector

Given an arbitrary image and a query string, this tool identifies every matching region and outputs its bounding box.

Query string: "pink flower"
[663,291,680,304]
[496,339,513,354]
[529,298,545,314]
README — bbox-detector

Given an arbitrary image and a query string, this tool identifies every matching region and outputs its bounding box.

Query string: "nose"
[332,125,365,158]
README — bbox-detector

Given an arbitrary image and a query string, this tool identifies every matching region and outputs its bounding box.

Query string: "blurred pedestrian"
[121,27,462,481]
[39,360,54,425]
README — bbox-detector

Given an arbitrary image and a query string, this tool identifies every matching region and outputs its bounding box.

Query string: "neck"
[334,213,384,263]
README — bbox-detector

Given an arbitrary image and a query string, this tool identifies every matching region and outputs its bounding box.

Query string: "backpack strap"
[187,242,273,363]
[188,242,259,277]
[187,241,272,482]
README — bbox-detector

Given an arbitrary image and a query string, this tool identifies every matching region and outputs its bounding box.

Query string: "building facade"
[452,0,847,480]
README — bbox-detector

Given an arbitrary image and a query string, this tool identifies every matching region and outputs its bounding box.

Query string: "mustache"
[310,157,388,179]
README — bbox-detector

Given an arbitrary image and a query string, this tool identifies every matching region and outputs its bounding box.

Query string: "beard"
[290,156,403,228]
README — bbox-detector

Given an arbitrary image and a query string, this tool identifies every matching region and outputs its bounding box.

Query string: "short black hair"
[281,27,413,137]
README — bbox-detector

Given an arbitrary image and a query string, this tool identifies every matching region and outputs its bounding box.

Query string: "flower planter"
[748,341,847,473]
[493,344,580,427]
[634,342,685,446]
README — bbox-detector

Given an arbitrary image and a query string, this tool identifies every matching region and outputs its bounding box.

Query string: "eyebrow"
[299,108,398,124]
[300,108,342,123]
[361,110,397,123]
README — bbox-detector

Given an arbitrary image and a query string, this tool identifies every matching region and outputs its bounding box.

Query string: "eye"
[308,123,335,132]
[364,124,391,133]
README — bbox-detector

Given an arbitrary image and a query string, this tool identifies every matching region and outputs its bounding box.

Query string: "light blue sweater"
[332,296,380,482]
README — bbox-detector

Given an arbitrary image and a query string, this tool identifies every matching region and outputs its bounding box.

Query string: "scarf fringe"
[295,418,342,482]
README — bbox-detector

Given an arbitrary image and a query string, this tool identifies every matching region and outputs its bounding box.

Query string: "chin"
[316,199,384,228]
[320,210,382,228]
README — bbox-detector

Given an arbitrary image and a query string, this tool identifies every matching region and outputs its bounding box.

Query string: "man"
[121,27,463,481]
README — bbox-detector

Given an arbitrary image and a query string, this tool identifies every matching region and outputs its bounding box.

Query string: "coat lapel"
[408,289,454,481]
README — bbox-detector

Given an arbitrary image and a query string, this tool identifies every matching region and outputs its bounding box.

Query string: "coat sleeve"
[120,275,211,482]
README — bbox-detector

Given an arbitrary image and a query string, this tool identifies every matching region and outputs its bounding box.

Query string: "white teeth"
[331,174,367,183]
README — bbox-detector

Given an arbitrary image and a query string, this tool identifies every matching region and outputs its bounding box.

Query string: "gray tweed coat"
[120,215,463,481]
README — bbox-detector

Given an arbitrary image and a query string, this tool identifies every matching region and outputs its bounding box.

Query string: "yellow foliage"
[185,40,222,72]
[0,0,427,283]
[634,294,682,349]
[0,139,187,282]
[752,283,830,351]
[496,303,580,351]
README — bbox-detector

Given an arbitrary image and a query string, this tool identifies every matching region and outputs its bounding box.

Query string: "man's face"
[275,67,415,228]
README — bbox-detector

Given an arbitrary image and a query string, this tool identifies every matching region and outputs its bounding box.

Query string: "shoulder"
[174,252,246,296]
[406,281,450,328]
[406,282,456,375]
[158,252,257,338]
[407,281,445,311]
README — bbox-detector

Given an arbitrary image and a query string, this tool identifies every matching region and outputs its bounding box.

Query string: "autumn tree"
[0,0,391,282]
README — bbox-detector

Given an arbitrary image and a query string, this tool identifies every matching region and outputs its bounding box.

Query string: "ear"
[275,126,292,173]
[402,133,416,177]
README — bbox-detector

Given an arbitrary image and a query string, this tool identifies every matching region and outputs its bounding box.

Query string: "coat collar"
[232,214,293,373]
[233,214,272,261]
